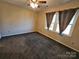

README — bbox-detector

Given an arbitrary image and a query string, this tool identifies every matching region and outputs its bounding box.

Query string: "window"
[49,12,60,33]
[45,9,79,36]
[62,9,79,36]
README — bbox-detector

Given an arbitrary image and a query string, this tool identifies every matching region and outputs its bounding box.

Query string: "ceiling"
[0,0,79,11]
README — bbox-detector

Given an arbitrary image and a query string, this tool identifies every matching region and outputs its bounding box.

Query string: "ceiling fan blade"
[38,5,48,8]
[38,1,47,4]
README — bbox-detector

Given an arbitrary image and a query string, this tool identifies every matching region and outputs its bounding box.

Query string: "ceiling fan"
[25,0,48,8]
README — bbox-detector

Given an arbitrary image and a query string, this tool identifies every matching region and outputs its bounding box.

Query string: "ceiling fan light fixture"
[31,0,37,3]
[30,2,38,8]
[35,3,38,7]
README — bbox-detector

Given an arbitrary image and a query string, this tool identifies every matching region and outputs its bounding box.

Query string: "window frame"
[45,9,79,37]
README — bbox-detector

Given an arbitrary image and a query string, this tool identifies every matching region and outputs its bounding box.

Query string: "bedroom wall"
[0,17,1,38]
[36,1,79,52]
[0,2,36,37]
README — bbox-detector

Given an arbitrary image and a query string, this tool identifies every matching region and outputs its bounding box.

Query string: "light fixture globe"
[30,0,38,8]
[30,2,38,8]
[31,0,37,3]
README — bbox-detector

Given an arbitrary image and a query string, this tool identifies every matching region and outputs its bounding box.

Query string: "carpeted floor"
[0,32,79,59]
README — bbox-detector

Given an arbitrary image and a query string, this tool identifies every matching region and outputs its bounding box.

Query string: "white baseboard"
[2,30,34,37]
[2,32,33,37]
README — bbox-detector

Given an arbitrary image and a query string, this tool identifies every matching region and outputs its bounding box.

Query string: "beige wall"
[36,1,79,52]
[0,3,2,38]
[0,2,36,37]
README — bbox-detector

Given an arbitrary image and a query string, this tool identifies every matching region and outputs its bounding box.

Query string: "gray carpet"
[0,32,79,59]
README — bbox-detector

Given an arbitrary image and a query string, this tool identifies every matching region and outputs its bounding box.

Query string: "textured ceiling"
[0,0,79,11]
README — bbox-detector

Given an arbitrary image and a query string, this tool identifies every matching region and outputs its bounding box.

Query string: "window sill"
[45,29,71,38]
